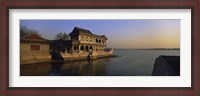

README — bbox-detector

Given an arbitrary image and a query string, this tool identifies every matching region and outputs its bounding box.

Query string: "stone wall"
[20,42,51,61]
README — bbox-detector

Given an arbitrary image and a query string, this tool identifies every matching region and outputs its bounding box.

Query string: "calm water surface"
[20,49,180,76]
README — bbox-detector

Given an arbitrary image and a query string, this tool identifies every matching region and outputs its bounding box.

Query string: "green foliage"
[55,32,69,40]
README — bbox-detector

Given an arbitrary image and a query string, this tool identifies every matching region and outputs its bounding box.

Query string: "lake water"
[20,49,180,76]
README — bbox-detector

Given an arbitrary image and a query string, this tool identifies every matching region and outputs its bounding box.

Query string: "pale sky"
[20,20,180,49]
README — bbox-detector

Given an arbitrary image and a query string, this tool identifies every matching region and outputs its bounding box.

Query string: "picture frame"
[0,0,199,96]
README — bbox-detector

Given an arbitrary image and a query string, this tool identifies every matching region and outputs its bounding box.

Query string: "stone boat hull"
[61,48,114,61]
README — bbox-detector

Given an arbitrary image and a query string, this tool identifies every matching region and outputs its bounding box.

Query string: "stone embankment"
[21,51,114,65]
[152,55,180,76]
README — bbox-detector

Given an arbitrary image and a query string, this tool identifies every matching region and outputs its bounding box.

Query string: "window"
[80,35,84,41]
[31,45,40,50]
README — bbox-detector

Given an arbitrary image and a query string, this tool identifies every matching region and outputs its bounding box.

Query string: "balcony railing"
[79,41,106,45]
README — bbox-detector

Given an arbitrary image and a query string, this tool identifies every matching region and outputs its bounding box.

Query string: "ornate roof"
[74,27,92,35]
[70,27,107,40]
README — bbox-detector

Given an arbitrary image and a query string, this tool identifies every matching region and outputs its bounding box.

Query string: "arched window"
[90,46,93,50]
[85,46,89,51]
[80,45,84,51]
[96,39,98,43]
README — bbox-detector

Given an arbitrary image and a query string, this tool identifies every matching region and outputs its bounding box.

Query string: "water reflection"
[21,58,111,76]
[57,59,108,76]
[49,61,64,76]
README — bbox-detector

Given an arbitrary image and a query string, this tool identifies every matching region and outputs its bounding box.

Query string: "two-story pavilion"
[69,27,107,53]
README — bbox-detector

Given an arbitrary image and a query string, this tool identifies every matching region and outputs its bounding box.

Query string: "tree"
[20,25,39,37]
[54,32,69,40]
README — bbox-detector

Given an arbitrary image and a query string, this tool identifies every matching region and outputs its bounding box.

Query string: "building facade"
[69,27,107,53]
[20,33,50,61]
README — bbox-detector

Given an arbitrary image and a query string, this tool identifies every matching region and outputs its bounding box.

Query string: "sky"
[20,20,180,49]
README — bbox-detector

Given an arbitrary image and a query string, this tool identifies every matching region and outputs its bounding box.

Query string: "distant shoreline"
[114,48,180,50]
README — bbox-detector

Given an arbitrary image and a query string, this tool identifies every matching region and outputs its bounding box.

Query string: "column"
[79,45,81,53]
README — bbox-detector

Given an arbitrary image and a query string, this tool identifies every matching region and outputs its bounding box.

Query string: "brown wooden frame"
[0,0,199,96]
